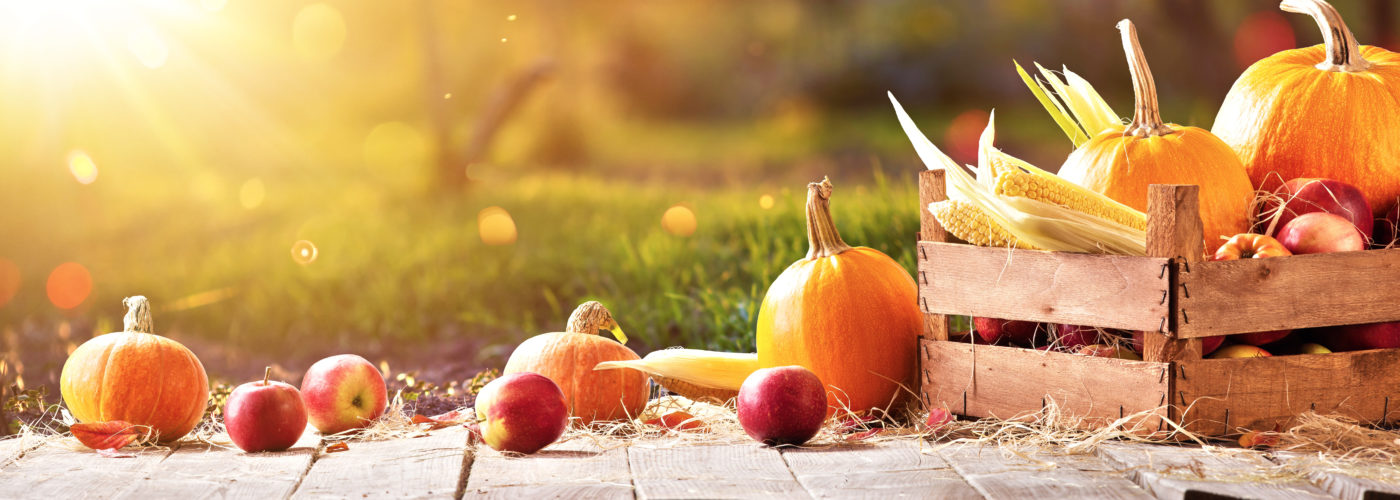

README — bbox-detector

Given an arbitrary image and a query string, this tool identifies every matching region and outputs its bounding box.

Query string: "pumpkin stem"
[1117,20,1174,139]
[565,301,628,344]
[805,177,853,260]
[1281,0,1372,72]
[121,296,154,334]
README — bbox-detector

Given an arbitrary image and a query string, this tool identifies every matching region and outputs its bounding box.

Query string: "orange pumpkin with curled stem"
[1211,233,1292,261]
[503,302,649,424]
[1213,0,1400,215]
[755,177,923,417]
[60,296,210,444]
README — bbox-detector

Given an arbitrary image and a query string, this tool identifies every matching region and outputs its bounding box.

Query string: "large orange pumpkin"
[755,178,923,416]
[1212,0,1400,215]
[1059,20,1254,253]
[503,302,649,423]
[60,296,210,443]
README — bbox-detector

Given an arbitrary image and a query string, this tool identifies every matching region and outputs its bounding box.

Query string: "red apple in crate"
[1318,322,1400,351]
[1374,202,1400,248]
[475,372,568,454]
[737,366,826,446]
[300,354,388,435]
[1210,344,1272,359]
[1257,178,1372,237]
[1276,213,1366,255]
[226,367,309,452]
[1131,332,1223,356]
[1055,324,1101,349]
[1231,329,1291,346]
[974,317,1040,345]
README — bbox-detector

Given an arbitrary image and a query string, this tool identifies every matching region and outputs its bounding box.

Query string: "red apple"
[1210,344,1272,358]
[1257,178,1372,237]
[1317,322,1400,351]
[226,367,309,452]
[1374,202,1400,248]
[1231,329,1291,346]
[1276,212,1366,255]
[974,317,1040,345]
[475,372,568,454]
[737,366,826,446]
[1131,332,1224,356]
[300,354,388,435]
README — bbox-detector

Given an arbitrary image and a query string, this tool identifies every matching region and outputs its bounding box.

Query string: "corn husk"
[1015,61,1122,146]
[595,349,759,404]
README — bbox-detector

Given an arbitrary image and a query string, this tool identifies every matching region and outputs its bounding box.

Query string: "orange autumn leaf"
[71,421,145,451]
[845,428,884,442]
[325,442,350,453]
[412,410,467,430]
[643,411,707,432]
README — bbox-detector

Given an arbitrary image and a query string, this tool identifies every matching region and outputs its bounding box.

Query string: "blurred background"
[1,0,1395,400]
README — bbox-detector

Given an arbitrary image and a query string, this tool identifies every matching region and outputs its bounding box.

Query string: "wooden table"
[1,428,1397,499]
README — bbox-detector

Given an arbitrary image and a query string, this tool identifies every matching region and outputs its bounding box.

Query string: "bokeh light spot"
[443,93,452,99]
[291,240,318,265]
[0,259,20,308]
[126,27,168,69]
[759,194,775,210]
[239,178,265,209]
[67,150,98,185]
[293,3,346,61]
[478,206,518,246]
[363,121,428,171]
[46,262,92,310]
[500,37,508,43]
[662,205,697,237]
[507,14,517,21]
[944,108,991,165]
[1233,11,1294,69]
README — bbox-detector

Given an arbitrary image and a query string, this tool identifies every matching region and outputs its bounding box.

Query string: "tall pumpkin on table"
[60,296,210,443]
[1213,0,1400,215]
[755,177,923,417]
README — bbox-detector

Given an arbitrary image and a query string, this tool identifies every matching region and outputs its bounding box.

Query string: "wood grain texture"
[918,242,1169,332]
[921,340,1170,432]
[0,442,174,497]
[122,429,320,500]
[1142,184,1203,364]
[292,428,469,499]
[1273,452,1400,500]
[629,443,808,499]
[920,168,953,343]
[797,469,980,499]
[461,483,634,500]
[0,435,43,470]
[782,440,980,498]
[1180,248,1400,338]
[1097,442,1333,499]
[939,443,1150,499]
[1175,349,1400,435]
[464,438,632,495]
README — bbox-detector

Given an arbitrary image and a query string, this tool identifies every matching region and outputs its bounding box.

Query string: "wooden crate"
[915,168,1400,436]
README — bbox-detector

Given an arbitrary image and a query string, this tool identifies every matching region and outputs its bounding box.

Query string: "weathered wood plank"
[920,169,953,343]
[0,435,43,470]
[292,427,469,499]
[1274,452,1400,500]
[782,440,949,474]
[1142,185,1204,364]
[798,469,981,499]
[918,242,1169,332]
[1179,248,1400,338]
[121,428,320,499]
[1097,442,1333,499]
[0,442,174,497]
[784,441,979,499]
[1175,349,1400,435]
[629,443,809,499]
[461,482,635,500]
[463,438,631,498]
[939,443,1150,499]
[921,340,1170,432]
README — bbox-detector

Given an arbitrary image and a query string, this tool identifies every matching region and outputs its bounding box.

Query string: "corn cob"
[595,349,759,405]
[993,168,1147,231]
[930,200,1039,249]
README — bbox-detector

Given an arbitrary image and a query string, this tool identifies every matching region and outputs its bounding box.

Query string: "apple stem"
[263,366,271,386]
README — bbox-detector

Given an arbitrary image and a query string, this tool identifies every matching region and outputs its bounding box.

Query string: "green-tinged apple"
[1209,344,1272,359]
[1299,343,1332,354]
[226,367,309,452]
[300,354,388,435]
[737,365,826,446]
[475,372,567,454]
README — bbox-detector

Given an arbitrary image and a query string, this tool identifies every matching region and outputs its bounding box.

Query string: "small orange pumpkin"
[1213,0,1400,215]
[755,178,923,416]
[503,302,649,423]
[59,296,210,443]
[1059,20,1254,253]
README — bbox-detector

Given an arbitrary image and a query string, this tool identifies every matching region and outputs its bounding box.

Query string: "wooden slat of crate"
[1175,349,1400,435]
[921,340,1171,430]
[917,242,1170,332]
[1097,442,1333,499]
[1178,248,1400,338]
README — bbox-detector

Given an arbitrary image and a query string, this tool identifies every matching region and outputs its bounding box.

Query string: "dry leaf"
[95,448,136,458]
[643,411,708,432]
[1239,430,1280,449]
[926,408,954,432]
[836,415,885,434]
[325,442,350,453]
[71,421,145,451]
[464,421,482,445]
[412,410,467,430]
[845,428,884,442]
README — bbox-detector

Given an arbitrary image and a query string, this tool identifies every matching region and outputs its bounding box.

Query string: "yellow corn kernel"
[994,169,1147,231]
[930,200,1039,249]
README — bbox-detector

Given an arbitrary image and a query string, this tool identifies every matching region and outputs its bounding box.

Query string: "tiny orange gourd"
[60,296,210,443]
[755,177,923,417]
[1059,20,1254,253]
[1213,0,1400,215]
[503,302,649,424]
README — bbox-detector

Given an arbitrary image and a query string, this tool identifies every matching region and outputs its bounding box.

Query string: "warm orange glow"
[46,262,93,310]
[291,240,319,265]
[662,205,697,237]
[478,206,518,246]
[293,3,346,61]
[944,109,991,165]
[0,258,20,307]
[67,150,98,185]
